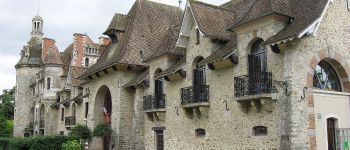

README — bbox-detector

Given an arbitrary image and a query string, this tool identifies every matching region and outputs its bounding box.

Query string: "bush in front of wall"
[93,123,113,137]
[69,125,92,140]
[61,140,81,150]
[5,135,78,150]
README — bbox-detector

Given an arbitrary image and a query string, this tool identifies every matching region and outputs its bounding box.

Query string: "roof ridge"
[192,1,236,13]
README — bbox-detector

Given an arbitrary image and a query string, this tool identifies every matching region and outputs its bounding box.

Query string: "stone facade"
[14,0,350,150]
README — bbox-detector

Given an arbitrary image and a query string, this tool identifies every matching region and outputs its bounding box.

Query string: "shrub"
[69,125,92,140]
[8,137,30,150]
[6,135,78,150]
[93,123,113,137]
[0,138,9,150]
[61,140,81,150]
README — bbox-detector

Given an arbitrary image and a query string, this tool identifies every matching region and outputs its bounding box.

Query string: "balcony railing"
[65,116,76,126]
[180,85,209,105]
[234,71,274,97]
[143,94,166,111]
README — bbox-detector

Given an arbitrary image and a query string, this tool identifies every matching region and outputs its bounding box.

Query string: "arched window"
[192,57,208,102]
[249,39,267,74]
[85,58,89,68]
[313,60,341,92]
[154,69,165,109]
[46,77,51,90]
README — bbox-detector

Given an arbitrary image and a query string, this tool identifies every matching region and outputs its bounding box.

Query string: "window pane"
[313,60,341,92]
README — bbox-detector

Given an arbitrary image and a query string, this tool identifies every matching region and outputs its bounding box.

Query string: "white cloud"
[0,0,229,92]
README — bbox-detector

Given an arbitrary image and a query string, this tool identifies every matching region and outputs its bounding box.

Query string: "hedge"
[0,135,78,150]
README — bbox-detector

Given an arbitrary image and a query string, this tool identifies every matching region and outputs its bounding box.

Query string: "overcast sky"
[0,0,229,93]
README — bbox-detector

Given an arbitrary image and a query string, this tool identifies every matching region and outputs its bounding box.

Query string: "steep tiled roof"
[198,37,237,66]
[103,13,129,35]
[81,0,182,78]
[70,66,87,86]
[61,44,73,77]
[143,26,184,61]
[43,46,63,65]
[123,70,149,88]
[155,58,186,79]
[190,1,236,41]
[231,0,292,28]
[224,0,328,45]
[264,0,329,45]
[16,37,43,68]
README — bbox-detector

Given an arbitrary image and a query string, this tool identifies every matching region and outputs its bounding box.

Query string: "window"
[46,77,51,90]
[61,108,64,121]
[85,58,89,68]
[248,39,267,74]
[313,60,341,92]
[85,102,89,118]
[155,130,164,150]
[253,126,268,136]
[195,128,206,137]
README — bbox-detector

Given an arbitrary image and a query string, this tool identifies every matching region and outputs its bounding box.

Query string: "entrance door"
[327,118,336,150]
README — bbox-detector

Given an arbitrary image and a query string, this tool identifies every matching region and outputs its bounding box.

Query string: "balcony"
[143,94,166,121]
[180,85,209,107]
[65,116,76,128]
[143,94,165,111]
[234,71,276,113]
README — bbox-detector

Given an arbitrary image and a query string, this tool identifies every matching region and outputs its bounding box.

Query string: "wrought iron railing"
[234,71,274,97]
[65,116,76,126]
[180,85,209,105]
[143,94,166,111]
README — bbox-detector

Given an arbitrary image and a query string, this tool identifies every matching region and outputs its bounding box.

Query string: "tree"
[0,87,15,120]
[0,87,15,138]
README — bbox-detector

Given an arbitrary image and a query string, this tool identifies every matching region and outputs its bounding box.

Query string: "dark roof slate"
[155,58,186,79]
[264,0,328,45]
[190,1,236,40]
[123,70,149,88]
[70,66,87,86]
[103,13,128,35]
[143,26,184,61]
[44,46,63,65]
[61,44,73,77]
[198,38,237,66]
[81,0,182,78]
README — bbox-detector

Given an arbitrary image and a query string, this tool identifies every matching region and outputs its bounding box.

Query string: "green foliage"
[0,87,15,120]
[189,0,197,3]
[93,123,113,137]
[70,125,92,140]
[61,140,81,150]
[0,138,10,150]
[0,87,15,138]
[4,135,77,150]
[0,117,13,138]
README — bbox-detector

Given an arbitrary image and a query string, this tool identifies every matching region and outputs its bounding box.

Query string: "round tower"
[13,15,44,137]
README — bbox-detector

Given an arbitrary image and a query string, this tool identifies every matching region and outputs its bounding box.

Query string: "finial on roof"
[37,0,40,15]
[178,0,182,7]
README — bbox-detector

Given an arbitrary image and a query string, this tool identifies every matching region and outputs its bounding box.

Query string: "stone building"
[14,0,350,149]
[14,14,109,137]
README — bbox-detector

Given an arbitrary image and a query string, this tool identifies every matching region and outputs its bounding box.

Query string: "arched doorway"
[94,86,112,150]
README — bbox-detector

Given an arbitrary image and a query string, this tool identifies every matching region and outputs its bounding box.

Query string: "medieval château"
[13,0,350,149]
